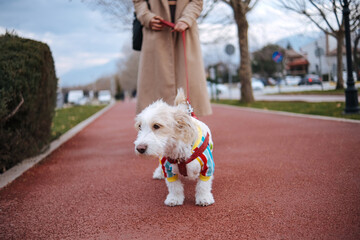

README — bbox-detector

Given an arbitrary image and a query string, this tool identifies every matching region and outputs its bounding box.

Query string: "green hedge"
[0,33,58,173]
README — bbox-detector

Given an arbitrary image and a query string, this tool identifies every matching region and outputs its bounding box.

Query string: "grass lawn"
[51,105,106,140]
[214,100,360,121]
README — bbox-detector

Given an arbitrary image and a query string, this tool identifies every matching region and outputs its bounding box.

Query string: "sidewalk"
[254,94,347,102]
[219,90,353,102]
[1,102,359,239]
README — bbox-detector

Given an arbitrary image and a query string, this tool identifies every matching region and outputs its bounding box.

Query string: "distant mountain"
[59,59,118,87]
[275,32,321,51]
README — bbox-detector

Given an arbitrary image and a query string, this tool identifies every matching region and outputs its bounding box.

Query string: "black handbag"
[132,13,143,51]
[132,0,150,51]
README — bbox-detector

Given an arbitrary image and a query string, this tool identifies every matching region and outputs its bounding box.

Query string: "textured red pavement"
[1,102,360,239]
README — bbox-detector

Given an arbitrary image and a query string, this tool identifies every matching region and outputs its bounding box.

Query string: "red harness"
[164,132,210,176]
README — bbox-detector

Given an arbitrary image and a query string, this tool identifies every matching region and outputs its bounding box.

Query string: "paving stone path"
[1,102,359,239]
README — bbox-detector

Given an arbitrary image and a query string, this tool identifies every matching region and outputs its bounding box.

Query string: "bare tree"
[278,0,360,89]
[80,0,134,29]
[200,0,258,102]
[198,1,236,44]
[116,46,140,93]
[221,0,258,102]
[93,75,113,91]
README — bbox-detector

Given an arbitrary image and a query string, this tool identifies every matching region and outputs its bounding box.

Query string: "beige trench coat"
[133,0,212,116]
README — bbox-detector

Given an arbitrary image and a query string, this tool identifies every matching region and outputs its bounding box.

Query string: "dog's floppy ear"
[174,110,197,144]
[174,88,187,106]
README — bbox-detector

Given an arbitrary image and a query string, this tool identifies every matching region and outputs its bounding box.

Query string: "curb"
[213,103,360,124]
[0,102,116,189]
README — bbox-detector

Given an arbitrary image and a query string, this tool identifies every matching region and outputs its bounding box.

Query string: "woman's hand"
[150,16,164,31]
[174,21,189,32]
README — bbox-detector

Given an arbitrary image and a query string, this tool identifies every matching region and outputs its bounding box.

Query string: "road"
[0,102,359,239]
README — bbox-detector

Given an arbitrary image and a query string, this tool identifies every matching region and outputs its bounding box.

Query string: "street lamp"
[343,0,359,114]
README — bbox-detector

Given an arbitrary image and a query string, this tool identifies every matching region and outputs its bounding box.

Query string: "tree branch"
[278,0,338,36]
[308,0,336,32]
[199,0,221,23]
[333,0,342,28]
[221,0,231,6]
[248,0,259,12]
[350,19,359,32]
[303,9,334,35]
[2,94,24,123]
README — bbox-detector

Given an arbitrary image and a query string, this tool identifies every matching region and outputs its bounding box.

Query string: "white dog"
[134,89,215,207]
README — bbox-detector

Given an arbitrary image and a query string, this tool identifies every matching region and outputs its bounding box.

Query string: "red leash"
[160,19,196,118]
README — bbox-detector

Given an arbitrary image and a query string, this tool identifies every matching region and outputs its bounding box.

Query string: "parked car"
[78,96,89,105]
[258,78,269,86]
[251,78,265,90]
[67,90,84,105]
[267,77,277,86]
[333,71,357,83]
[285,75,302,86]
[215,84,228,94]
[207,82,228,96]
[237,79,265,90]
[98,90,112,103]
[298,75,322,85]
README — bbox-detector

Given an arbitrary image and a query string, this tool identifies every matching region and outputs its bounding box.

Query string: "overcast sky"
[0,0,319,86]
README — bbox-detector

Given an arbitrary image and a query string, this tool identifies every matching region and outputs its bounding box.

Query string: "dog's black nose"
[136,144,147,154]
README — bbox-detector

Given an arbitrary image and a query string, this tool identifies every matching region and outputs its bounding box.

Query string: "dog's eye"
[153,124,161,130]
[138,124,141,130]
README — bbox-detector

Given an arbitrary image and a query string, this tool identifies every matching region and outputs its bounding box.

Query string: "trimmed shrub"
[0,33,58,173]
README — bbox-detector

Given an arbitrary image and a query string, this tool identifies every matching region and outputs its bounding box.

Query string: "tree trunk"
[236,14,254,103]
[335,31,345,89]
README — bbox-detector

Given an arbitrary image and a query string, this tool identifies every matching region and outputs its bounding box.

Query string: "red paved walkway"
[1,102,359,239]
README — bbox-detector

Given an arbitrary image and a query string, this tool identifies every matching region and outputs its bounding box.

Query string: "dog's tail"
[174,88,187,106]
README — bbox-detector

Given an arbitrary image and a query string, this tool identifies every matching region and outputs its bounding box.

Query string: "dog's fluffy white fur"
[134,89,214,206]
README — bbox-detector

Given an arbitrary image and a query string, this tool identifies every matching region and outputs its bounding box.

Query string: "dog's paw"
[153,165,164,180]
[164,194,184,207]
[195,193,214,206]
[153,171,164,180]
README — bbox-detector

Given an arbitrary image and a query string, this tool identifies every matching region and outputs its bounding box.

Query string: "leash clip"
[186,100,194,116]
[186,100,198,119]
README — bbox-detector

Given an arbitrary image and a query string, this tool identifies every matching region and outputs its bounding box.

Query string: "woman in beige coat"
[133,0,212,116]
